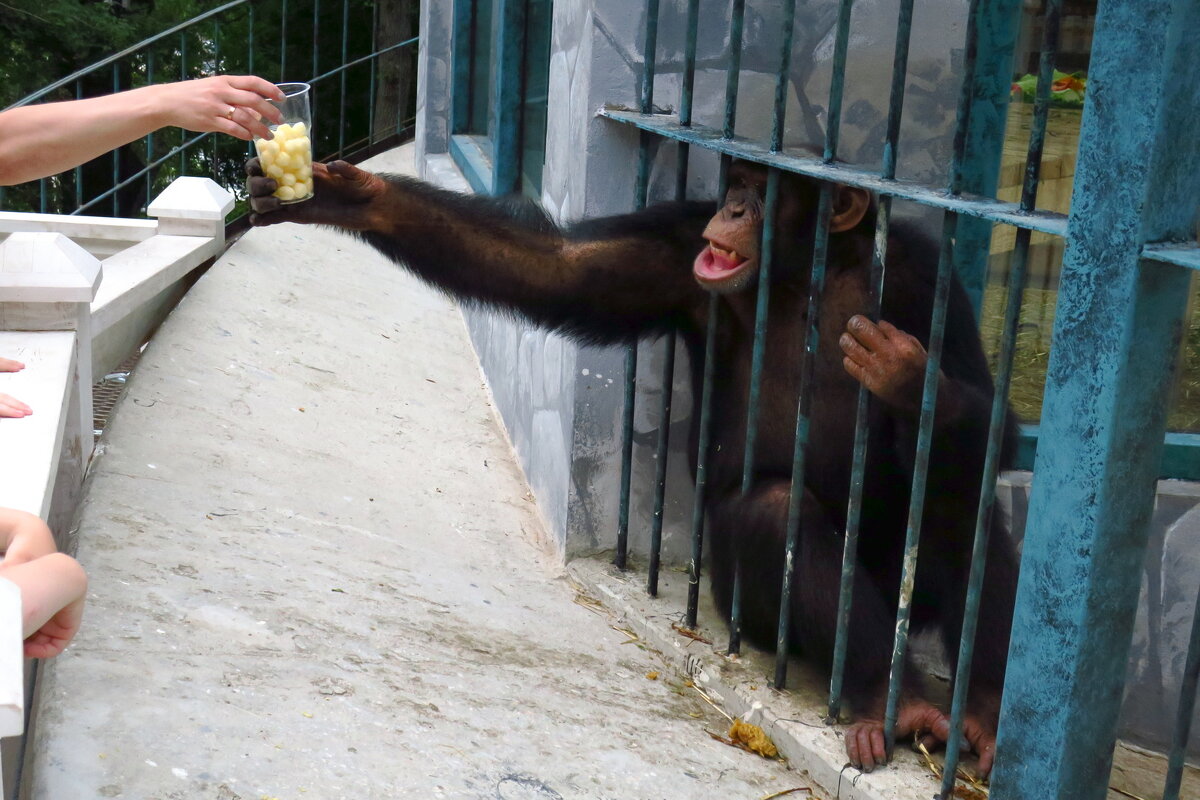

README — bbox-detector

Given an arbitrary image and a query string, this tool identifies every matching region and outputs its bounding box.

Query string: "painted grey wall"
[413,0,1197,757]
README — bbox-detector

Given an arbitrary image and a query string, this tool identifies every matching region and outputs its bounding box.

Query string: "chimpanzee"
[247,157,1019,776]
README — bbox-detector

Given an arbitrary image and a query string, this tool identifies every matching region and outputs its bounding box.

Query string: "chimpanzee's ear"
[830,185,872,232]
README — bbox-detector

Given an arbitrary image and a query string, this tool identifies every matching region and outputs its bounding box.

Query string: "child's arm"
[0,509,58,566]
[0,554,87,658]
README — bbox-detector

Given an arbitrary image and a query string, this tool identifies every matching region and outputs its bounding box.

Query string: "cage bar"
[616,0,663,572]
[938,2,1062,794]
[770,0,825,688]
[281,0,289,80]
[339,0,350,157]
[313,0,320,78]
[828,0,911,721]
[882,0,983,758]
[722,0,749,656]
[77,79,86,212]
[638,0,671,596]
[111,63,120,216]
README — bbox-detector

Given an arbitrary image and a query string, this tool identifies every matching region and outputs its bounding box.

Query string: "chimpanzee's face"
[693,161,815,295]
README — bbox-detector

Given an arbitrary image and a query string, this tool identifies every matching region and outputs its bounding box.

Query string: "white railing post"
[0,233,103,465]
[147,176,235,250]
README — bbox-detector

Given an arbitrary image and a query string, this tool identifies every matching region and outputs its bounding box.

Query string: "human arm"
[0,508,58,566]
[246,160,711,343]
[0,554,87,658]
[0,76,285,186]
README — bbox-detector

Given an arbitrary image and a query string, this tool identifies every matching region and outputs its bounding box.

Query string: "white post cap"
[147,177,235,222]
[0,232,102,303]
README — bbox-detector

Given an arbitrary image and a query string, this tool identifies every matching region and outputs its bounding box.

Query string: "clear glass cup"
[254,82,314,204]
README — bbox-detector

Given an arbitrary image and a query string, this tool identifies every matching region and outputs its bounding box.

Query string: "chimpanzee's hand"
[246,159,387,231]
[839,316,931,416]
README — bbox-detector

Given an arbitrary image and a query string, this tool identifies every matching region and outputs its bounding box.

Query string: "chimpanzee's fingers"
[869,726,887,771]
[839,331,872,363]
[248,177,279,208]
[846,315,888,351]
[842,357,868,387]
[844,730,866,772]
[877,319,902,338]
[325,160,361,180]
[245,156,265,177]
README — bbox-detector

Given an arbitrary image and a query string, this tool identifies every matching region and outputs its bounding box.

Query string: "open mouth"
[693,242,754,286]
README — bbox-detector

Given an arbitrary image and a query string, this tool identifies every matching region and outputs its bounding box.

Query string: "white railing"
[0,177,233,761]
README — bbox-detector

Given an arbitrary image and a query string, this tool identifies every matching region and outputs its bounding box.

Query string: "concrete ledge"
[568,558,943,800]
[0,331,76,519]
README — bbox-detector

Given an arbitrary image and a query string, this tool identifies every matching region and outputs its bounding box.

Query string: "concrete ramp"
[27,145,797,799]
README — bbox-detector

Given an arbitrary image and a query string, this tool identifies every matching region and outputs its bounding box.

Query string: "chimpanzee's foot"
[844,700,948,773]
[915,711,998,777]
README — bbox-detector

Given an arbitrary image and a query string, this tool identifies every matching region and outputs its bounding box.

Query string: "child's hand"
[0,509,56,566]
[23,595,84,659]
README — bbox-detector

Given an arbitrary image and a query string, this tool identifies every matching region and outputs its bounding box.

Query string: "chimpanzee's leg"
[707,482,947,771]
[923,504,1018,776]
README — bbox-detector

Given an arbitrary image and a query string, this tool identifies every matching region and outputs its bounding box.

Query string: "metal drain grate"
[92,348,144,442]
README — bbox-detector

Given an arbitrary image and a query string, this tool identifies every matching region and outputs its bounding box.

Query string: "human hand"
[23,594,84,659]
[0,357,23,373]
[0,508,56,566]
[0,392,31,419]
[247,159,388,231]
[157,75,286,142]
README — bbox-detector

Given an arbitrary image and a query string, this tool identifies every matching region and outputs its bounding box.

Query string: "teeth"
[710,245,741,261]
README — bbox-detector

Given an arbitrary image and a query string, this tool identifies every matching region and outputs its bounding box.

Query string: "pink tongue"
[694,246,747,279]
[708,247,743,272]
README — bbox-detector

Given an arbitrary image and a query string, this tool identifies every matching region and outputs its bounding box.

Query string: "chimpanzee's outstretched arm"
[248,159,712,344]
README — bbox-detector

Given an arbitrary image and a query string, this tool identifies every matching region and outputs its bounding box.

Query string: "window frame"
[450,0,549,198]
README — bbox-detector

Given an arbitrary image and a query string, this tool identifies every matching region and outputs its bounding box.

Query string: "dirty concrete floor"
[27,145,803,800]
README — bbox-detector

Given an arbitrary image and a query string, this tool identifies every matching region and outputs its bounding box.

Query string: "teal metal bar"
[281,0,288,80]
[686,294,720,627]
[829,0,905,721]
[939,4,1063,794]
[368,0,378,142]
[76,78,85,212]
[679,0,707,626]
[1163,587,1200,800]
[722,0,746,140]
[213,20,222,180]
[882,0,982,758]
[673,0,699,201]
[722,0,749,657]
[313,0,320,79]
[615,344,636,571]
[637,0,671,597]
[601,109,1069,239]
[775,0,848,691]
[248,2,255,77]
[339,0,349,157]
[180,33,188,177]
[731,164,781,656]
[990,0,1200,797]
[112,63,120,215]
